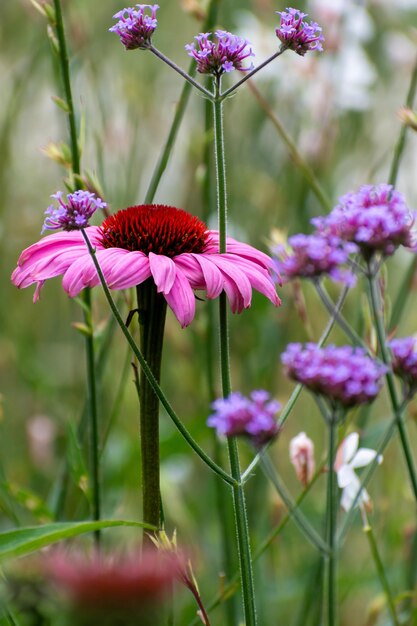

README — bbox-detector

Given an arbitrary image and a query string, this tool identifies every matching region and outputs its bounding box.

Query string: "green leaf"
[0,520,154,561]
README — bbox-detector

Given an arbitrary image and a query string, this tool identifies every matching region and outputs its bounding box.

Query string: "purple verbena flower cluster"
[272,233,357,285]
[312,184,416,258]
[275,8,324,56]
[109,4,159,50]
[281,343,387,407]
[42,191,107,234]
[207,390,280,447]
[185,31,254,76]
[388,336,417,392]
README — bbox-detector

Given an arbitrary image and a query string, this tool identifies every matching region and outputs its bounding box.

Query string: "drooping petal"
[207,256,253,310]
[106,251,151,290]
[223,255,281,306]
[175,254,224,298]
[149,253,176,294]
[164,269,196,328]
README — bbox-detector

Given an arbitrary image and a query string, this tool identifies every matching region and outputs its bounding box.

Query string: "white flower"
[289,432,315,487]
[334,432,382,512]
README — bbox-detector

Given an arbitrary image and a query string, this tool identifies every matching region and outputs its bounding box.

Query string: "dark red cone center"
[99,205,208,257]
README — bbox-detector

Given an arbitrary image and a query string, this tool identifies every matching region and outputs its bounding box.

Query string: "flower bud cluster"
[109,4,159,50]
[275,8,324,56]
[185,31,254,76]
[388,336,417,392]
[207,390,280,446]
[42,191,107,234]
[281,343,387,407]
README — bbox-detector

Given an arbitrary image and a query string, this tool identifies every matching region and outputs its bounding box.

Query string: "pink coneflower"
[12,204,281,328]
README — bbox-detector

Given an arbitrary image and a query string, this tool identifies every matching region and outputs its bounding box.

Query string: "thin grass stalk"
[364,522,400,626]
[213,77,257,625]
[52,0,101,546]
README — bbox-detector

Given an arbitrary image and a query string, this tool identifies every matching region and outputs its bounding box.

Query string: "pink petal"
[149,253,176,294]
[164,269,196,328]
[175,254,224,298]
[207,256,253,310]
[106,251,151,290]
[224,255,281,306]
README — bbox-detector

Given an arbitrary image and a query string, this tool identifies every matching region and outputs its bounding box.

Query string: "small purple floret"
[109,4,159,50]
[42,191,107,234]
[276,8,324,56]
[185,30,254,76]
[388,337,417,393]
[281,343,387,407]
[207,390,280,447]
[312,184,416,258]
[272,233,357,285]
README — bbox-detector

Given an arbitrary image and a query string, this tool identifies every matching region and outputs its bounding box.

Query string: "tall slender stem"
[367,265,417,501]
[136,281,167,532]
[213,78,257,625]
[326,415,338,626]
[52,0,101,545]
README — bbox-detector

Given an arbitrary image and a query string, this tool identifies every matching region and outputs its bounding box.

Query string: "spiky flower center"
[99,204,209,257]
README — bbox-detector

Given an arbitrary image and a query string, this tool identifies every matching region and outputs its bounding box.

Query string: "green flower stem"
[220,49,286,99]
[213,78,257,626]
[246,80,332,213]
[136,281,167,530]
[363,521,400,626]
[367,267,417,501]
[52,0,101,545]
[242,284,351,484]
[326,415,338,626]
[79,230,236,488]
[260,454,330,554]
[390,256,417,331]
[149,46,214,99]
[314,280,371,354]
[388,53,417,187]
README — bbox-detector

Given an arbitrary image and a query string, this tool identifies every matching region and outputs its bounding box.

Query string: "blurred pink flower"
[289,431,315,486]
[12,204,281,328]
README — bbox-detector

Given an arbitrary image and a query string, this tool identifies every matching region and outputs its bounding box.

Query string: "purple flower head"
[388,336,417,393]
[185,30,254,76]
[207,390,281,447]
[42,191,107,234]
[276,8,324,56]
[312,184,416,258]
[109,4,159,50]
[281,343,387,407]
[271,232,358,285]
